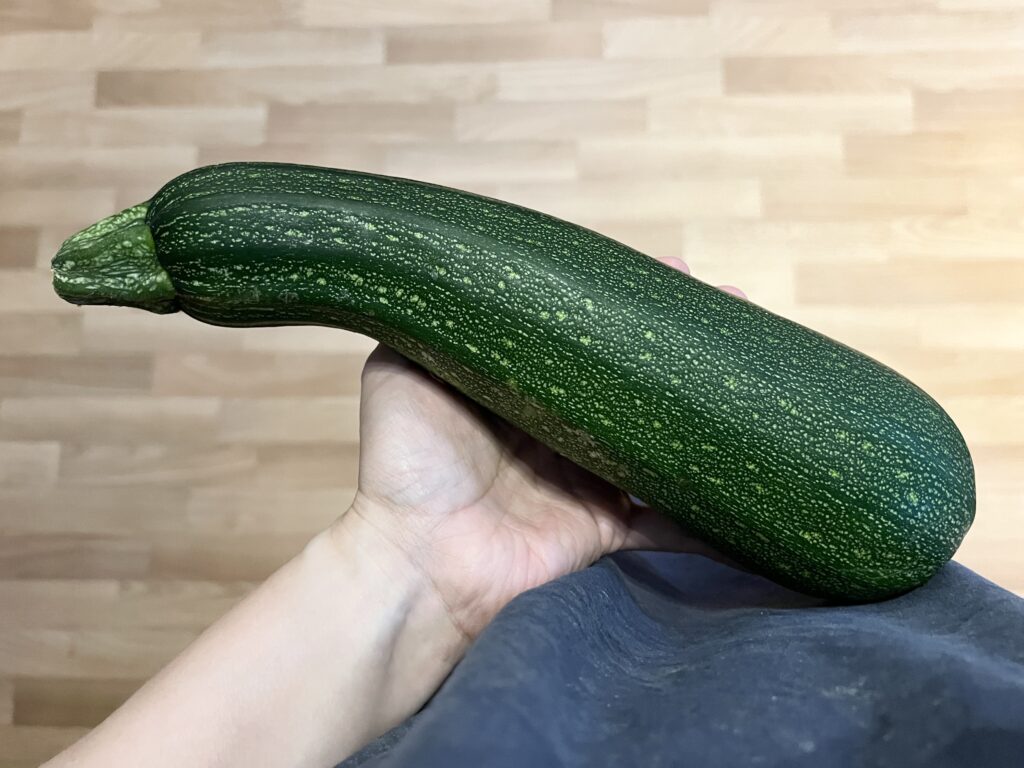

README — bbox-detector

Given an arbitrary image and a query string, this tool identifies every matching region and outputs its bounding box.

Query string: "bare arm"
[47,511,466,768]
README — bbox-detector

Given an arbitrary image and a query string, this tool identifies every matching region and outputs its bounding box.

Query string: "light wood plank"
[0,146,198,188]
[497,59,721,101]
[0,270,80,315]
[604,14,837,58]
[915,88,1024,131]
[0,31,201,71]
[302,0,551,27]
[151,352,365,397]
[0,0,95,32]
[711,11,839,55]
[0,397,221,444]
[20,107,267,147]
[943,397,1024,447]
[763,176,967,218]
[918,306,1024,351]
[456,100,646,141]
[603,17,717,59]
[185,488,352,534]
[385,141,577,184]
[0,629,197,679]
[878,348,1024,398]
[80,311,244,355]
[0,535,151,580]
[197,142,389,173]
[833,10,1024,53]
[650,94,914,135]
[726,52,1024,94]
[91,0,300,32]
[684,220,893,263]
[388,22,601,64]
[0,111,20,144]
[0,229,37,269]
[201,29,384,67]
[0,189,117,227]
[495,179,761,221]
[0,580,249,630]
[267,103,455,144]
[0,354,152,397]
[0,486,344,536]
[844,132,1024,174]
[0,486,189,536]
[0,72,93,110]
[579,135,843,178]
[219,398,361,444]
[0,679,11,725]
[885,214,1024,258]
[796,259,1023,304]
[12,678,142,728]
[150,534,311,581]
[98,66,496,107]
[56,443,360,490]
[553,0,709,19]
[717,0,942,12]
[939,0,1024,8]
[55,443,260,488]
[967,175,1024,214]
[0,442,60,487]
[237,325,377,354]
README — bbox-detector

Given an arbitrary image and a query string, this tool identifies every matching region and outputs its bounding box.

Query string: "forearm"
[47,508,467,768]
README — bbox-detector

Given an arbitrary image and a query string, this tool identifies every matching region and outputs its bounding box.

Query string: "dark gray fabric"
[339,553,1024,768]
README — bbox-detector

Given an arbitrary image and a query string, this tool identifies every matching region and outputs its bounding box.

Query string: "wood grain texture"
[0,1,1020,761]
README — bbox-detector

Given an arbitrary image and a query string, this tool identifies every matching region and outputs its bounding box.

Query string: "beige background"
[1,0,1023,763]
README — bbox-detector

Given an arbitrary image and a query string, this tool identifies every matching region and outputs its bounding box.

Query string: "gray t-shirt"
[340,552,1024,767]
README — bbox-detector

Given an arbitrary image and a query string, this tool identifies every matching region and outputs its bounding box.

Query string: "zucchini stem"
[51,202,180,314]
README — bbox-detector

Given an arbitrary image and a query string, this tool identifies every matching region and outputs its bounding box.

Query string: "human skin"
[46,259,743,768]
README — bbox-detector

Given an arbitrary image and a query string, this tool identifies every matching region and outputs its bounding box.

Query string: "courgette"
[51,162,976,601]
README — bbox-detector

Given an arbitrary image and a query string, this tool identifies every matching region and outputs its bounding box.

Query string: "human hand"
[339,258,747,641]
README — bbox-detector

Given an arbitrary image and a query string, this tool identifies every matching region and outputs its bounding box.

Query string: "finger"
[362,342,441,391]
[619,505,748,570]
[657,256,691,275]
[363,343,417,384]
[619,505,714,556]
[717,284,747,299]
[364,342,409,369]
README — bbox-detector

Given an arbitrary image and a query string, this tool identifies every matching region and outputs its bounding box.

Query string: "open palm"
[348,258,743,639]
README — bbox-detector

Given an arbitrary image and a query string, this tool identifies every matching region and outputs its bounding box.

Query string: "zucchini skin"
[142,163,978,599]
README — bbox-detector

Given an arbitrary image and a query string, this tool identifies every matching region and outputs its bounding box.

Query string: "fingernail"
[718,285,747,299]
[657,256,691,275]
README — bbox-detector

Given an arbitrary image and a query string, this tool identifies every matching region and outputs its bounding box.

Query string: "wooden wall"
[1,1,1022,763]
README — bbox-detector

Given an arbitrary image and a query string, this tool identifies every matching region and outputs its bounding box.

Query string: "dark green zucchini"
[51,162,975,601]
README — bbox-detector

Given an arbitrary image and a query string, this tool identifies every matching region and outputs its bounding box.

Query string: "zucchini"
[51,162,975,601]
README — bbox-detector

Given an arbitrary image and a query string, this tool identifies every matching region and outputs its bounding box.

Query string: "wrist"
[309,502,470,726]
